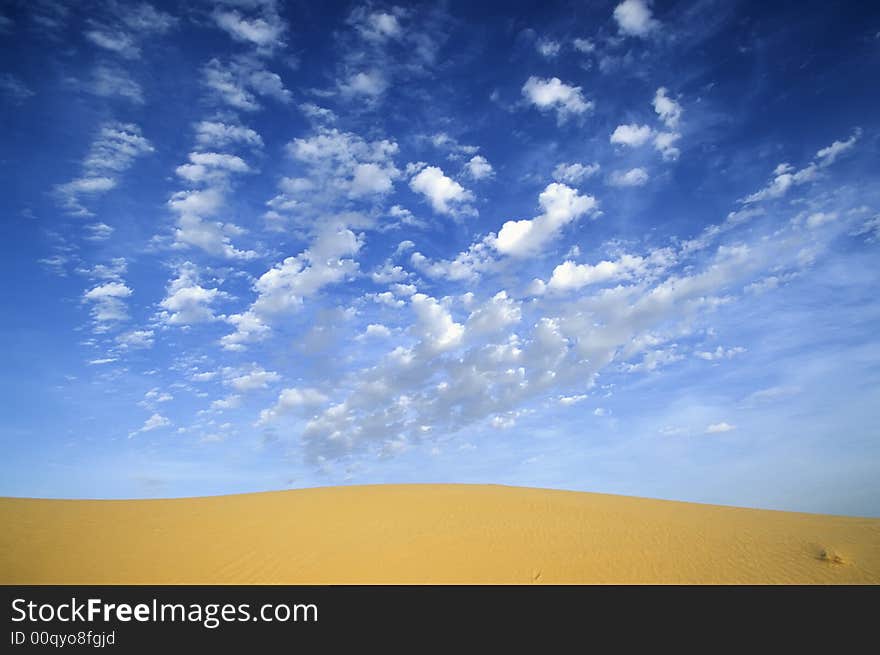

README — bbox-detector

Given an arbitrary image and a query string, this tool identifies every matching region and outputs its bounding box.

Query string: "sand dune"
[2,484,878,584]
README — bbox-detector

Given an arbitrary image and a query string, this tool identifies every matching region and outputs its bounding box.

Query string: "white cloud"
[613,0,660,37]
[129,413,170,438]
[429,132,479,157]
[743,386,802,406]
[536,39,561,58]
[370,263,408,284]
[465,291,521,337]
[117,3,177,34]
[84,123,154,172]
[362,323,392,339]
[175,152,251,184]
[609,167,649,187]
[0,73,34,103]
[695,346,746,361]
[169,188,257,260]
[743,131,859,204]
[227,366,281,392]
[350,7,403,42]
[653,130,681,161]
[143,388,173,404]
[212,8,286,50]
[816,131,860,166]
[84,2,177,60]
[622,347,683,373]
[88,358,117,366]
[258,387,329,425]
[203,57,291,111]
[552,162,600,185]
[491,183,597,257]
[222,226,362,349]
[410,241,496,282]
[117,329,154,349]
[283,127,400,208]
[706,422,735,434]
[158,263,222,326]
[84,29,140,58]
[465,155,494,180]
[610,123,654,147]
[195,121,263,149]
[56,122,153,215]
[547,254,649,292]
[210,394,242,411]
[653,87,682,129]
[409,165,475,216]
[350,162,397,196]
[411,293,464,353]
[88,65,144,103]
[83,281,132,330]
[522,76,593,124]
[804,211,838,229]
[84,223,114,241]
[288,201,839,462]
[340,70,388,98]
[572,38,595,53]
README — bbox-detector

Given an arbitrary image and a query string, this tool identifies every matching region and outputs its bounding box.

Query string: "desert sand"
[1,484,878,584]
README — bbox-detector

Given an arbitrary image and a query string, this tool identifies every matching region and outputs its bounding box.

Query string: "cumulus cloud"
[83,281,132,331]
[610,123,654,147]
[428,132,479,157]
[117,329,154,349]
[410,240,496,282]
[490,183,597,257]
[348,7,404,42]
[169,188,257,260]
[289,215,833,463]
[522,76,593,124]
[536,39,561,58]
[553,162,600,185]
[465,291,521,337]
[653,87,682,129]
[613,0,660,37]
[227,366,281,392]
[465,155,494,180]
[258,387,330,425]
[158,263,223,326]
[410,293,464,354]
[572,38,595,53]
[280,127,400,212]
[609,167,649,187]
[547,254,651,292]
[340,70,388,98]
[222,226,363,350]
[175,151,251,184]
[609,89,683,160]
[409,165,475,216]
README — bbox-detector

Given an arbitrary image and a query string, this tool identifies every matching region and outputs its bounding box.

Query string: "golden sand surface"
[1,484,878,584]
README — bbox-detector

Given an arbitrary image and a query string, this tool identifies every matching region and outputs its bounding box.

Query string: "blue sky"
[1,0,879,515]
